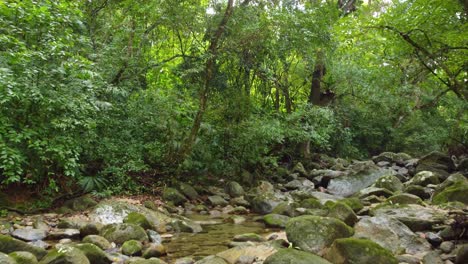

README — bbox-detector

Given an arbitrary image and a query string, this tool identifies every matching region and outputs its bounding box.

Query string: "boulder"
[121,240,143,256]
[432,180,468,205]
[63,195,97,211]
[225,181,244,198]
[39,246,90,264]
[292,162,308,177]
[207,196,228,207]
[179,183,199,200]
[338,198,364,213]
[374,175,403,192]
[170,218,203,233]
[327,161,390,197]
[263,214,290,228]
[9,251,38,264]
[285,216,353,254]
[194,255,229,264]
[124,212,152,230]
[250,193,281,215]
[386,193,422,205]
[73,243,111,264]
[264,248,331,264]
[11,228,47,241]
[216,243,276,264]
[404,185,431,199]
[406,171,440,186]
[324,238,398,264]
[0,252,16,264]
[89,200,172,232]
[455,244,468,264]
[327,202,358,226]
[47,229,80,240]
[0,234,47,259]
[101,223,149,244]
[163,188,187,206]
[82,235,112,250]
[142,244,166,258]
[373,152,411,165]
[416,151,454,178]
[233,233,265,242]
[371,204,445,231]
[353,216,431,254]
[129,258,168,264]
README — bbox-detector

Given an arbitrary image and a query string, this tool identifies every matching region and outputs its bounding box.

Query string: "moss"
[124,212,152,230]
[300,198,324,209]
[264,248,332,264]
[73,243,110,264]
[433,180,468,205]
[121,240,143,256]
[100,223,148,245]
[339,197,364,213]
[39,246,90,264]
[263,214,290,228]
[162,188,187,206]
[8,251,38,264]
[233,233,265,242]
[324,238,398,264]
[386,193,422,205]
[327,202,358,226]
[0,234,47,260]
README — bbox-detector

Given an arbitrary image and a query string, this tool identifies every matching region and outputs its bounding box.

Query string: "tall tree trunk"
[177,0,235,162]
[309,50,326,105]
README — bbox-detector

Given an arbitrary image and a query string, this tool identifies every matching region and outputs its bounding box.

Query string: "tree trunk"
[309,50,326,105]
[177,0,235,162]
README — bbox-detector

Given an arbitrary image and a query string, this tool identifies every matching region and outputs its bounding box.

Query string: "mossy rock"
[9,251,38,264]
[101,223,148,245]
[264,248,332,264]
[300,198,324,210]
[0,252,16,264]
[224,181,244,198]
[39,246,90,264]
[374,175,403,192]
[142,244,166,258]
[73,243,111,264]
[121,240,143,256]
[327,202,358,226]
[324,238,398,264]
[432,180,468,205]
[0,234,47,260]
[386,193,422,205]
[232,233,265,242]
[338,198,364,213]
[286,216,354,254]
[124,212,152,230]
[404,185,431,200]
[82,235,112,250]
[179,183,199,200]
[194,255,228,264]
[408,171,440,186]
[271,202,296,217]
[263,214,290,228]
[162,188,187,206]
[63,195,98,211]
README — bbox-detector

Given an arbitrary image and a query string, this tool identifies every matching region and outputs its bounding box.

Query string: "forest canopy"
[0,0,466,197]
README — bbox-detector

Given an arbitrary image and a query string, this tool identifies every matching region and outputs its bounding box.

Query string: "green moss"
[73,243,111,264]
[124,212,152,230]
[325,238,398,264]
[121,240,143,256]
[263,214,290,228]
[8,251,38,264]
[300,198,324,209]
[0,234,47,260]
[327,202,358,226]
[339,197,364,213]
[264,248,332,264]
[433,181,468,205]
[100,223,148,245]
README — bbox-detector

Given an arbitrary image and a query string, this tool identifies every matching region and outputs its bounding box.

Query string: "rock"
[373,152,411,164]
[175,257,195,264]
[358,187,393,199]
[432,180,468,205]
[122,240,143,256]
[457,157,468,174]
[416,151,455,178]
[47,229,80,240]
[405,185,432,199]
[455,244,468,264]
[147,230,162,244]
[327,202,358,226]
[32,218,49,231]
[11,228,47,241]
[396,254,422,264]
[163,188,187,206]
[73,243,111,264]
[286,215,353,254]
[124,212,152,230]
[230,197,250,207]
[82,235,112,250]
[101,223,149,245]
[263,214,290,228]
[233,233,265,242]
[216,244,277,264]
[284,180,303,190]
[28,240,51,250]
[235,255,255,264]
[142,243,166,258]
[0,252,16,264]
[264,248,331,264]
[225,182,244,198]
[440,241,455,253]
[90,200,171,232]
[324,238,398,264]
[338,198,364,213]
[170,218,202,233]
[194,255,229,264]
[426,232,443,247]
[226,216,246,225]
[63,195,97,211]
[386,193,422,205]
[327,161,390,197]
[271,202,296,217]
[250,193,281,215]
[0,234,47,259]
[179,183,199,200]
[79,223,100,237]
[300,198,324,209]
[371,204,445,231]
[407,171,440,186]
[128,258,168,264]
[422,251,443,264]
[207,196,228,207]
[39,245,90,264]
[8,251,38,264]
[374,175,404,192]
[292,162,308,177]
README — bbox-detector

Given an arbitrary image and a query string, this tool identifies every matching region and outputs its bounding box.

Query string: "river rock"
[455,244,468,264]
[124,212,152,230]
[129,258,168,264]
[285,215,353,254]
[73,243,111,264]
[327,202,358,226]
[264,248,331,264]
[250,193,281,215]
[225,181,244,198]
[79,223,100,237]
[101,223,148,244]
[194,255,229,264]
[263,214,290,228]
[432,180,468,205]
[89,200,172,232]
[327,161,390,197]
[374,175,403,192]
[373,152,411,165]
[324,238,398,264]
[63,195,97,211]
[8,251,38,264]
[386,193,422,205]
[47,229,80,240]
[407,171,440,186]
[216,243,276,264]
[353,216,431,254]
[0,252,16,264]
[404,185,432,199]
[233,233,265,242]
[0,234,47,259]
[39,245,90,264]
[11,228,47,241]
[371,204,445,231]
[142,243,166,258]
[122,240,143,256]
[82,235,112,250]
[207,195,228,207]
[163,188,187,206]
[179,183,199,200]
[170,218,203,233]
[416,151,454,179]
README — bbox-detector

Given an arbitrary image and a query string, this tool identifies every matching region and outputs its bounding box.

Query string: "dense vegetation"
[0,0,466,199]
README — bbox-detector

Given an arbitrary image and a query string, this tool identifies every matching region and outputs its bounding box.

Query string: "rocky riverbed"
[0,151,467,264]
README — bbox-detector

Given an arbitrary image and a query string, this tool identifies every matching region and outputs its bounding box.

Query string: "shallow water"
[162,214,272,262]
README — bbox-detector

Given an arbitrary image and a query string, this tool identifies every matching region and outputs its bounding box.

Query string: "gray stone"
[11,228,47,241]
[225,182,244,198]
[371,204,445,231]
[195,255,229,264]
[170,218,202,233]
[407,171,440,186]
[179,183,199,200]
[47,229,80,240]
[207,195,228,207]
[8,251,38,264]
[39,245,90,264]
[324,238,398,264]
[440,241,455,253]
[100,223,149,244]
[82,235,112,250]
[163,188,187,206]
[0,252,16,264]
[73,243,111,264]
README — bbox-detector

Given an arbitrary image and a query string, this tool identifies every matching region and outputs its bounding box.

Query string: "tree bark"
[309,50,326,105]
